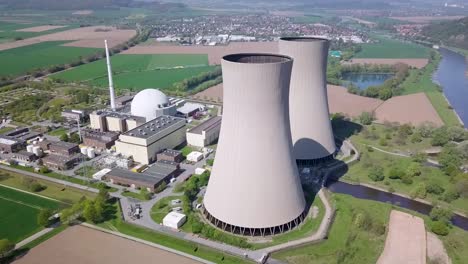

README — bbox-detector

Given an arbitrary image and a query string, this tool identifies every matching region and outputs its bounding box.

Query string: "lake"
[342,73,394,90]
[433,48,468,128]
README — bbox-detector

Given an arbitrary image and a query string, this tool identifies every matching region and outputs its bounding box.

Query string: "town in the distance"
[0,0,468,264]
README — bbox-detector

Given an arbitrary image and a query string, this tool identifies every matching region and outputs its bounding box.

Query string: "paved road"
[14,223,60,249]
[0,165,99,193]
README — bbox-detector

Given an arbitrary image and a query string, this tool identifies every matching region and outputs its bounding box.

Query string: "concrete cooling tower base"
[202,207,307,236]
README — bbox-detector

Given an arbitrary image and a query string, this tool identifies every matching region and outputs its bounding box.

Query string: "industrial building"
[82,129,119,150]
[0,136,25,153]
[39,141,80,157]
[89,110,146,133]
[156,149,183,163]
[176,102,205,118]
[186,116,222,148]
[61,109,86,122]
[2,127,41,142]
[203,54,306,236]
[115,95,134,108]
[279,37,336,164]
[42,154,80,170]
[131,89,177,122]
[115,116,186,164]
[14,151,37,162]
[103,162,178,192]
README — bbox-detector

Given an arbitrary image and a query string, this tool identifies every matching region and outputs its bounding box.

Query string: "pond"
[342,72,394,90]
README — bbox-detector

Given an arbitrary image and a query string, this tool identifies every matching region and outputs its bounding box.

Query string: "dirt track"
[123,42,278,65]
[0,26,136,51]
[343,58,429,69]
[16,25,66,32]
[13,225,202,264]
[377,210,426,264]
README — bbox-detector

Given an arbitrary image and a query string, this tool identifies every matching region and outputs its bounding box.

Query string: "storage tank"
[80,147,88,155]
[26,145,34,153]
[32,146,42,157]
[87,148,96,159]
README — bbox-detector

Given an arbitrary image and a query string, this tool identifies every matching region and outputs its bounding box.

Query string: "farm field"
[52,54,215,92]
[0,40,101,78]
[356,36,430,59]
[0,21,74,44]
[0,185,61,242]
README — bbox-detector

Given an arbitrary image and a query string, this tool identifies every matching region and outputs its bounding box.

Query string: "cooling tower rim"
[222,53,292,64]
[280,36,329,42]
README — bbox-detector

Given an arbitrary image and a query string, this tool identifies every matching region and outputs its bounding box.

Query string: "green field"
[52,54,214,91]
[356,36,430,59]
[0,41,101,78]
[0,21,74,43]
[0,185,61,242]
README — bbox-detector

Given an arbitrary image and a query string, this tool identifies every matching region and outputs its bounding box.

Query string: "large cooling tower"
[203,54,306,236]
[279,37,336,165]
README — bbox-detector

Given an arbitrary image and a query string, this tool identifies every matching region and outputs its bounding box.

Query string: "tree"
[439,145,462,175]
[39,166,50,174]
[358,112,374,125]
[442,188,460,203]
[431,127,450,146]
[0,239,14,258]
[37,208,53,227]
[412,152,427,163]
[59,133,69,142]
[431,221,449,236]
[94,197,105,223]
[456,179,468,198]
[154,182,166,194]
[141,188,154,199]
[410,132,423,143]
[379,137,388,146]
[417,122,435,138]
[406,163,422,177]
[368,166,385,182]
[387,166,404,179]
[447,126,466,142]
[430,207,453,223]
[69,133,81,144]
[426,182,445,195]
[410,183,427,199]
[83,200,98,223]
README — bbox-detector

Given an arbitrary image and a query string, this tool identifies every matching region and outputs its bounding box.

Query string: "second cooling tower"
[203,54,306,236]
[279,37,336,165]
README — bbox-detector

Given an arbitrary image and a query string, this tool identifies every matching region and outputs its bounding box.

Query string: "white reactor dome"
[131,89,170,121]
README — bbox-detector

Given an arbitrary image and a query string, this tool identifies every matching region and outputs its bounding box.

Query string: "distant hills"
[0,0,185,10]
[422,16,468,50]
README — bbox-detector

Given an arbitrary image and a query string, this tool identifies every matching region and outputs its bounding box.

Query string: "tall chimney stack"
[105,40,116,111]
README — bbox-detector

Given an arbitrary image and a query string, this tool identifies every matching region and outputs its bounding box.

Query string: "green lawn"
[47,127,67,137]
[273,193,390,264]
[0,185,61,242]
[0,41,101,78]
[150,195,184,224]
[0,126,14,134]
[99,202,252,264]
[400,54,460,126]
[0,168,95,203]
[356,36,430,59]
[121,190,151,201]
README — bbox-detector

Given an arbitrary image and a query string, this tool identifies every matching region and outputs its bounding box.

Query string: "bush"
[401,175,413,185]
[431,127,450,146]
[430,207,453,223]
[387,166,404,179]
[37,208,53,227]
[368,166,385,182]
[406,162,422,177]
[359,112,374,125]
[206,159,214,166]
[431,221,449,236]
[0,239,15,258]
[442,188,460,202]
[379,137,388,146]
[154,181,166,194]
[30,182,46,192]
[426,182,445,195]
[410,183,427,199]
[39,166,50,174]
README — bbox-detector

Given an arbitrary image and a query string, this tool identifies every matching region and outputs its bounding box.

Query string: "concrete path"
[15,226,55,249]
[377,210,426,264]
[0,165,99,193]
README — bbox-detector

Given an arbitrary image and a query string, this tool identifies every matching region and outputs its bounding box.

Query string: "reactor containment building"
[279,37,336,165]
[203,54,306,236]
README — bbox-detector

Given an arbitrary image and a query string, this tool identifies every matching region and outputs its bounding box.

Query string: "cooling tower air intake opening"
[280,37,329,42]
[222,53,292,64]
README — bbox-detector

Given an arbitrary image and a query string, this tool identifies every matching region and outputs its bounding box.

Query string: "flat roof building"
[42,154,80,170]
[163,212,187,229]
[14,150,37,162]
[83,129,119,151]
[187,116,221,148]
[115,95,134,108]
[89,110,146,133]
[103,166,176,192]
[156,149,183,163]
[115,116,186,164]
[41,141,80,157]
[0,136,25,153]
[176,103,205,118]
[61,109,86,122]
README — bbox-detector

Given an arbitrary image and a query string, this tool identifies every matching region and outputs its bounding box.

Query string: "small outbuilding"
[162,212,187,229]
[187,151,203,163]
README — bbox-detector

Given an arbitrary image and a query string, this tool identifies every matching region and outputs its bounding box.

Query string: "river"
[326,180,468,231]
[433,48,468,128]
